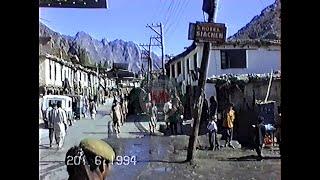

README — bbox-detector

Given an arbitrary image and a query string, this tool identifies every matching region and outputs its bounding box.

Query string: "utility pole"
[186,0,219,163]
[146,23,166,75]
[160,23,165,75]
[140,38,163,82]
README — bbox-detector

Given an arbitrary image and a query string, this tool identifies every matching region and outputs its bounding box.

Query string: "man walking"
[111,98,121,134]
[46,102,55,148]
[163,99,172,129]
[252,116,266,160]
[51,101,69,149]
[149,101,158,134]
[89,100,97,120]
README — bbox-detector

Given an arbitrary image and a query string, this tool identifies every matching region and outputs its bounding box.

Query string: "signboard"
[188,22,226,43]
[39,0,108,8]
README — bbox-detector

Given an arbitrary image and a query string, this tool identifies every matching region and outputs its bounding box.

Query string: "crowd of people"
[161,92,281,160]
[44,95,103,149]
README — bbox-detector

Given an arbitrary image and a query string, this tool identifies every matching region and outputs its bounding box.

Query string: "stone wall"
[218,79,281,146]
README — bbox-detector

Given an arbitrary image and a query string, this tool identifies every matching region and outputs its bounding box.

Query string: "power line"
[149,0,169,23]
[163,0,175,28]
[165,0,191,40]
[164,0,183,33]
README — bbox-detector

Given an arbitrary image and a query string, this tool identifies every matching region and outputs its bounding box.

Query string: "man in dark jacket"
[252,116,266,160]
[201,98,209,126]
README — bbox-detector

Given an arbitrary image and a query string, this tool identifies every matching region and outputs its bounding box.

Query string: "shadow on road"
[137,159,187,164]
[39,123,47,129]
[218,155,281,161]
[83,132,107,135]
[39,144,50,149]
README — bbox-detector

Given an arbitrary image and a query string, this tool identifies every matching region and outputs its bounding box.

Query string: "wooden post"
[186,0,218,162]
[264,69,273,102]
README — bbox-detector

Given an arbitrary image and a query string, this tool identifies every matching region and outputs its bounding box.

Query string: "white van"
[42,95,73,125]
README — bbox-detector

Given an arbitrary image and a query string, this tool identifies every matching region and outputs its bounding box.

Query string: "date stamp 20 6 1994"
[66,155,137,166]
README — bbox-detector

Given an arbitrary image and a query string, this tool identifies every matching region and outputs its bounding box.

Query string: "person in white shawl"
[50,101,68,149]
[207,115,220,150]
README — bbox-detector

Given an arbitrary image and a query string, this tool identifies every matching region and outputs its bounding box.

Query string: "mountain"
[228,0,281,40]
[39,23,161,73]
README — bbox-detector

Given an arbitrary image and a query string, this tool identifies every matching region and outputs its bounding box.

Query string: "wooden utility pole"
[146,23,166,75]
[264,69,274,102]
[186,0,218,162]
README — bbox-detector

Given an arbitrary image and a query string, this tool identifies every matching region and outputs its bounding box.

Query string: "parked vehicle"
[67,94,83,120]
[42,95,73,126]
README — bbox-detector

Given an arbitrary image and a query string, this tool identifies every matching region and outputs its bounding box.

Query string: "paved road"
[39,99,154,180]
[39,99,281,180]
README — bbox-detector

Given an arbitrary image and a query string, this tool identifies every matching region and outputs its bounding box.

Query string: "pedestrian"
[120,93,126,125]
[51,101,69,149]
[209,96,217,118]
[169,98,181,135]
[275,112,281,155]
[83,96,89,118]
[223,104,235,149]
[111,99,121,134]
[175,96,184,134]
[46,102,55,148]
[207,115,220,150]
[163,99,172,130]
[65,138,115,180]
[201,96,209,127]
[149,101,158,134]
[89,100,97,120]
[252,116,266,160]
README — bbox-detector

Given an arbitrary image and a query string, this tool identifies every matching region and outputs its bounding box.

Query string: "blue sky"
[39,0,275,56]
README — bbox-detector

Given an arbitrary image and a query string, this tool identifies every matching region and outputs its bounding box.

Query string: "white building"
[39,54,115,97]
[165,40,281,100]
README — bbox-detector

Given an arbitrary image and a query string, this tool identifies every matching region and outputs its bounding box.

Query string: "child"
[207,115,220,150]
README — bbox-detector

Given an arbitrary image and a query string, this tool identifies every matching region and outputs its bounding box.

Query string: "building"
[106,63,139,88]
[165,39,281,100]
[39,36,116,98]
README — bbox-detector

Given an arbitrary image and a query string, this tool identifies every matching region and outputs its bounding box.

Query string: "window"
[182,60,185,78]
[171,64,175,78]
[64,70,66,80]
[187,58,190,74]
[49,63,52,80]
[221,49,247,69]
[193,53,197,70]
[80,72,82,81]
[61,66,63,80]
[177,61,181,75]
[54,64,57,80]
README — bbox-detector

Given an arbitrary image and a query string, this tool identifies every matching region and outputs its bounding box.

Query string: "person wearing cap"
[65,138,115,180]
